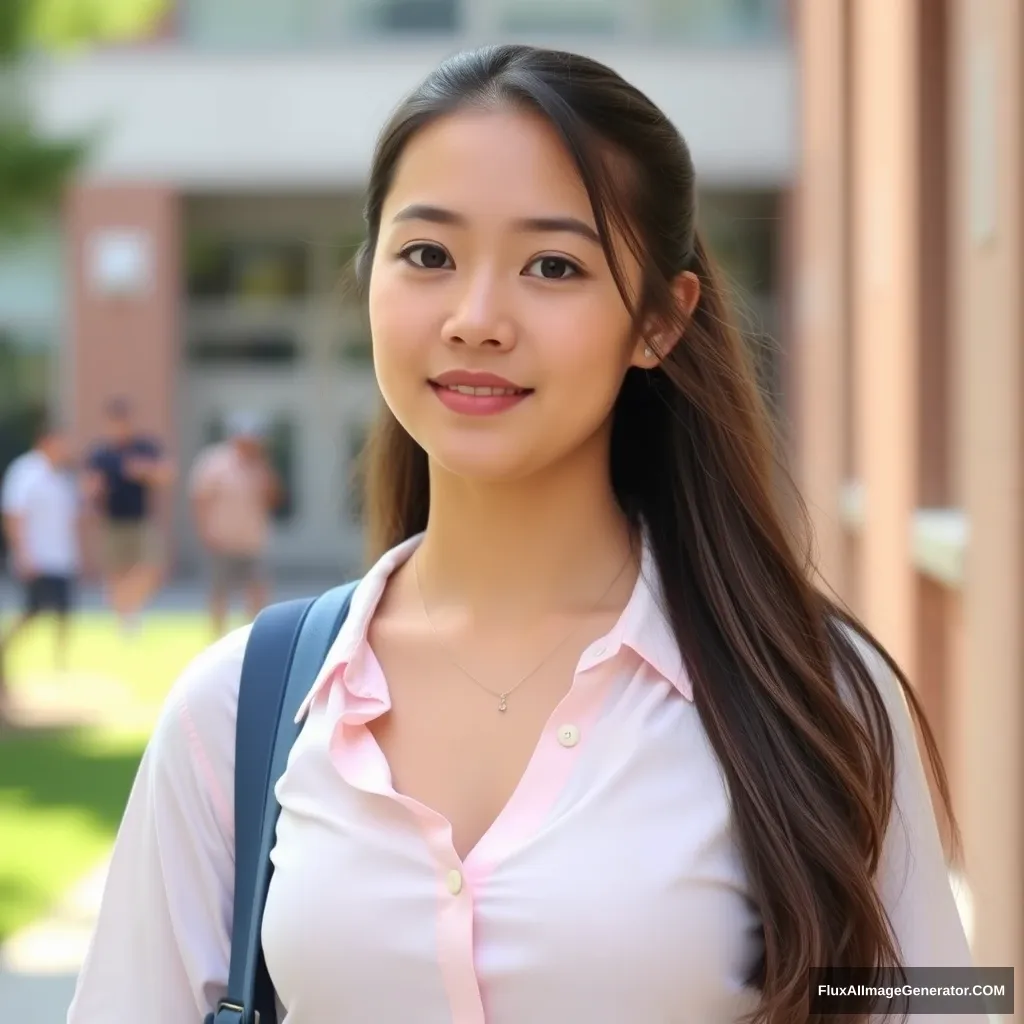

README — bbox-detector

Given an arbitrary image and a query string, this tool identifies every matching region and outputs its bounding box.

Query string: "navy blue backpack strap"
[208,580,360,1024]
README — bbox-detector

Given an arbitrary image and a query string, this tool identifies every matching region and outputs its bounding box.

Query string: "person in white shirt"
[0,421,81,715]
[69,45,985,1024]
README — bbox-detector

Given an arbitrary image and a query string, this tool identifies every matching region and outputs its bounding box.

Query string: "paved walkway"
[0,861,108,1023]
[0,675,124,1024]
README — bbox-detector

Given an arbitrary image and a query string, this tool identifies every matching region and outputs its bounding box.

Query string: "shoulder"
[1,453,41,501]
[147,625,252,811]
[177,623,250,717]
[2,452,34,481]
[831,620,903,699]
[9,451,41,474]
[828,618,917,754]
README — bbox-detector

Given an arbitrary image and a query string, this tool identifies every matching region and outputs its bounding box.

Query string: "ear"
[630,270,702,369]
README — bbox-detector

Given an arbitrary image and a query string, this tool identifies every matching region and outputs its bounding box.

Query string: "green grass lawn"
[0,611,218,942]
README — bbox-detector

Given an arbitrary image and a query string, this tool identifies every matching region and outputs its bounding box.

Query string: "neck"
[414,443,638,620]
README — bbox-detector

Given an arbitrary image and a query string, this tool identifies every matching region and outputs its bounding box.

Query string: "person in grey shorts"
[189,414,281,637]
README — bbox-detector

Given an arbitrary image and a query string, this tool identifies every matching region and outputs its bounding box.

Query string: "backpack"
[206,581,360,1024]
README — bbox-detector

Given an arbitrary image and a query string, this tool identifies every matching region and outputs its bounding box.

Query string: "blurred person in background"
[189,413,281,637]
[83,397,174,635]
[0,420,81,719]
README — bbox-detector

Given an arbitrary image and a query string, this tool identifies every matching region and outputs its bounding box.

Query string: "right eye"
[399,243,453,270]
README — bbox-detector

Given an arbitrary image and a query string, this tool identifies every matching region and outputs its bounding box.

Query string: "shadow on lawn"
[0,726,146,941]
[0,726,145,827]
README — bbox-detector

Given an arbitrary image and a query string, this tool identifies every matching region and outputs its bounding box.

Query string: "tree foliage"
[0,0,168,236]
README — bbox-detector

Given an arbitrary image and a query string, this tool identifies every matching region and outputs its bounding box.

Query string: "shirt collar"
[294,532,424,723]
[294,527,692,724]
[604,536,693,700]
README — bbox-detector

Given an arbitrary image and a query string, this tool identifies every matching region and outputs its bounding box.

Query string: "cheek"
[368,272,432,374]
[542,302,634,401]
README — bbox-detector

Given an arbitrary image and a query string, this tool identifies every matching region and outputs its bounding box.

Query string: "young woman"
[69,45,979,1024]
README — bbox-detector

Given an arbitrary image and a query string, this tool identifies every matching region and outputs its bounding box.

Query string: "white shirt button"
[591,643,607,657]
[446,869,463,895]
[557,724,581,748]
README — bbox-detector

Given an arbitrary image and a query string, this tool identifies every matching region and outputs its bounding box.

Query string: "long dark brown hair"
[351,45,957,1024]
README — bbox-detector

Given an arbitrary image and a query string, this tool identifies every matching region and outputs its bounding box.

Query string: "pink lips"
[428,369,533,417]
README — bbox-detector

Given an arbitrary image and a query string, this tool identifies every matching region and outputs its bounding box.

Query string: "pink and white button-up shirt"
[68,533,978,1023]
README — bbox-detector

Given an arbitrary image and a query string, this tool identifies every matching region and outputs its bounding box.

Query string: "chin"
[426,438,547,485]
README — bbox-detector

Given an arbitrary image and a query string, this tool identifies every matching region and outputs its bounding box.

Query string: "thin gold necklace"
[412,544,636,713]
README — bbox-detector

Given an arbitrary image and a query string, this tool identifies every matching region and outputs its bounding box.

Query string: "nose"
[442,270,516,350]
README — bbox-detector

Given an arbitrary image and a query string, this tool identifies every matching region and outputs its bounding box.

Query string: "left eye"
[524,256,581,280]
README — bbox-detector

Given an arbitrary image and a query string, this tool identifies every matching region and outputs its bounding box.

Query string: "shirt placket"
[327,637,620,1024]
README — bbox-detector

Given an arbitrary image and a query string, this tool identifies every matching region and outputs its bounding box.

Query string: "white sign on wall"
[88,228,154,297]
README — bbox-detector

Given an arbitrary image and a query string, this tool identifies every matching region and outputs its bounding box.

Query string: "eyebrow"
[391,203,602,246]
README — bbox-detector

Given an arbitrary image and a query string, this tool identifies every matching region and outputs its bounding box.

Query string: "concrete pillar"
[792,0,849,599]
[949,0,1024,973]
[849,0,920,675]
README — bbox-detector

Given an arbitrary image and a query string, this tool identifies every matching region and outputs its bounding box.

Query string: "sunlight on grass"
[5,611,216,711]
[0,612,224,942]
[0,727,149,940]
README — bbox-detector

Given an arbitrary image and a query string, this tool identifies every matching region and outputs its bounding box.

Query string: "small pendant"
[498,694,508,712]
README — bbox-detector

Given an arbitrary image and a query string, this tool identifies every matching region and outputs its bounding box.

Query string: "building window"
[361,0,458,33]
[698,189,782,414]
[699,190,779,296]
[333,230,365,291]
[338,334,373,365]
[334,231,373,365]
[335,304,372,365]
[187,331,302,366]
[649,0,785,44]
[495,0,620,35]
[183,0,313,48]
[183,0,460,46]
[186,238,310,302]
[0,329,51,418]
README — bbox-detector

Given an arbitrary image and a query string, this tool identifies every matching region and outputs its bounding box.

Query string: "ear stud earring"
[644,346,654,359]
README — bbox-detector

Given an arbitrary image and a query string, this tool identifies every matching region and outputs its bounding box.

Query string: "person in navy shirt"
[84,397,174,633]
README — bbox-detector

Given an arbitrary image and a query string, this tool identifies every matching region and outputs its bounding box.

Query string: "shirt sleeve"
[67,626,250,1023]
[848,633,986,1022]
[0,459,28,515]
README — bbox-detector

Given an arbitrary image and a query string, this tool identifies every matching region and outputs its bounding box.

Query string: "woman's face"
[368,106,653,483]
